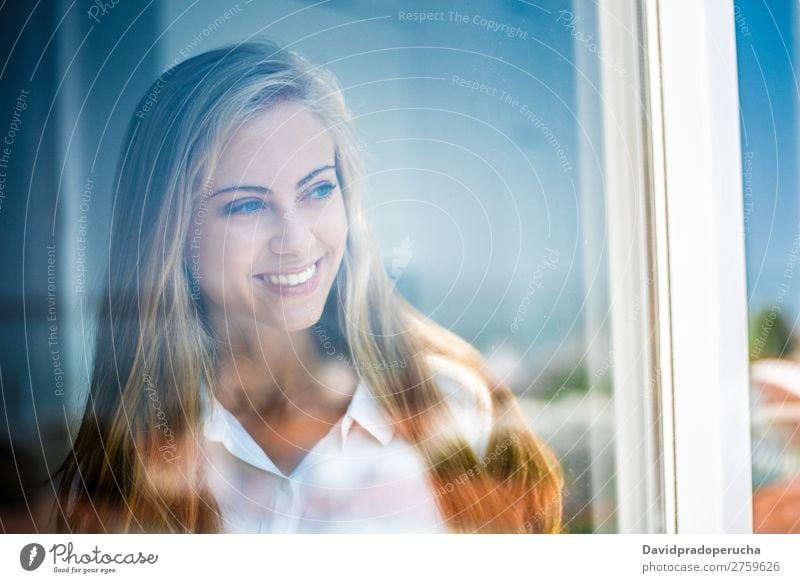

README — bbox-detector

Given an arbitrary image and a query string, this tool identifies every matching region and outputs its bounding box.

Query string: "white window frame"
[645,0,753,533]
[596,0,665,534]
[595,0,752,534]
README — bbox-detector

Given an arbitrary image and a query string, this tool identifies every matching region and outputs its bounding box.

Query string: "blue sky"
[735,0,800,322]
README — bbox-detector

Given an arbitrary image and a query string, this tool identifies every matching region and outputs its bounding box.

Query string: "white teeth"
[266,261,317,286]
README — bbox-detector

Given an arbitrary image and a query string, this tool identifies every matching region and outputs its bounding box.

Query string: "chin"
[261,305,324,332]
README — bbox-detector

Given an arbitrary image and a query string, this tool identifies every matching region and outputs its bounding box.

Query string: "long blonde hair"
[53,41,563,533]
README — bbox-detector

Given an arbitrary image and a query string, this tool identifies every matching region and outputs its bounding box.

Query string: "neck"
[209,314,357,417]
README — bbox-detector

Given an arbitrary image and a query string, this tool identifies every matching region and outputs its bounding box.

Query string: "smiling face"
[189,100,349,333]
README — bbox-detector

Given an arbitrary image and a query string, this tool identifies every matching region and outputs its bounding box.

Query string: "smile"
[261,259,318,286]
[255,258,323,297]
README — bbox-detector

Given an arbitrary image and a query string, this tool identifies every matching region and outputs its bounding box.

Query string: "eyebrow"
[210,164,336,198]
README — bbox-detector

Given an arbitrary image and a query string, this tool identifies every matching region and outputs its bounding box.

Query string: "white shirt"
[200,355,493,533]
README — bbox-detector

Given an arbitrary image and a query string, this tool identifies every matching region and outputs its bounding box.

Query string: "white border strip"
[598,0,664,534]
[651,0,753,533]
[643,0,677,535]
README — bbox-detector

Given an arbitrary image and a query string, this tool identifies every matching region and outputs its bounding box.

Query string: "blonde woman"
[52,41,563,534]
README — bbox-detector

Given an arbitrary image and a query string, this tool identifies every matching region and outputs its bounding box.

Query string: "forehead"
[214,100,335,184]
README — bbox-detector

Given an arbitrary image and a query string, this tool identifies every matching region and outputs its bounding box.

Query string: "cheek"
[196,222,265,281]
[315,197,349,249]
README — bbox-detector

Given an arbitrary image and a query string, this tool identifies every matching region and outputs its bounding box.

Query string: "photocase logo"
[19,543,46,571]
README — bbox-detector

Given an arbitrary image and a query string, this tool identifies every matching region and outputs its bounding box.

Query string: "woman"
[52,41,563,534]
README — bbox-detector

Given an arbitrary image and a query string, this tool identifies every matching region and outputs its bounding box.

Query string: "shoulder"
[424,354,494,458]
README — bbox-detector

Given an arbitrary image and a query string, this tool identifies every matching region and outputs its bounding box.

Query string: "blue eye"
[225,199,268,215]
[305,182,337,201]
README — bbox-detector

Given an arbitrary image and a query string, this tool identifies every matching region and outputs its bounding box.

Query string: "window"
[0,0,775,536]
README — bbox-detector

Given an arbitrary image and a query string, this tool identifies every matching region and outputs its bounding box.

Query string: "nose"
[267,207,314,257]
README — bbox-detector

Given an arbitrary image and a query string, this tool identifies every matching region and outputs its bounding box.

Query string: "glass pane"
[734,0,800,534]
[0,0,661,534]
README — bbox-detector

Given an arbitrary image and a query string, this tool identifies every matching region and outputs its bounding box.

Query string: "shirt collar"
[200,375,396,468]
[199,385,284,475]
[341,379,395,446]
